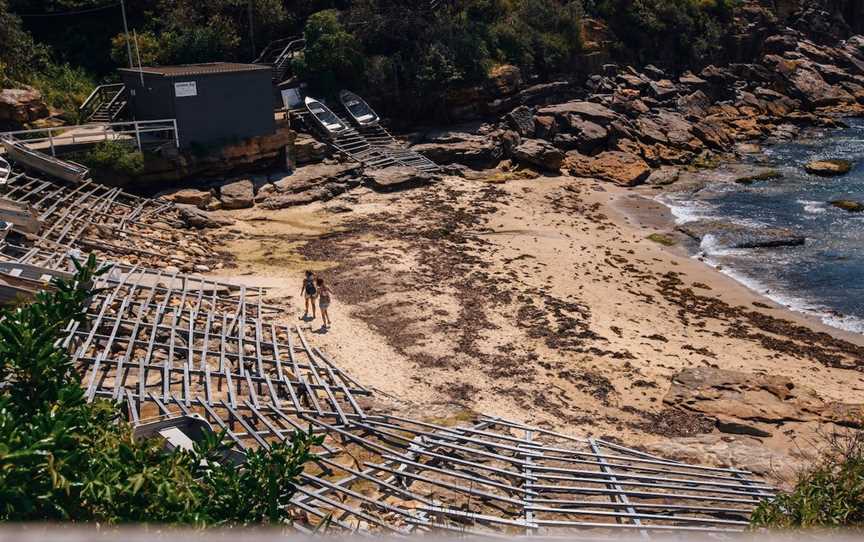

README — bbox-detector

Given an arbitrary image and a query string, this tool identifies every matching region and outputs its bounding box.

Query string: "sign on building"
[174,81,198,97]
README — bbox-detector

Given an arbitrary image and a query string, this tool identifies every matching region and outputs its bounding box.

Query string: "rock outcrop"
[664,368,864,436]
[218,178,255,210]
[410,128,504,170]
[0,87,49,129]
[510,139,564,172]
[830,199,864,212]
[678,220,806,249]
[366,166,435,191]
[805,159,853,176]
[164,188,212,209]
[259,162,364,209]
[565,150,651,186]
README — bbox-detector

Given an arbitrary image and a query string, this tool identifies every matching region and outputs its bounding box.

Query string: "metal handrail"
[103,85,127,118]
[78,83,126,122]
[0,119,180,156]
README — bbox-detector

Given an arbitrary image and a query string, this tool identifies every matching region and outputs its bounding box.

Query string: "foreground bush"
[750,430,864,528]
[0,255,321,525]
[78,140,145,178]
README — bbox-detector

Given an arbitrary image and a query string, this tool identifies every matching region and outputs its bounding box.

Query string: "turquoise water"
[663,119,864,334]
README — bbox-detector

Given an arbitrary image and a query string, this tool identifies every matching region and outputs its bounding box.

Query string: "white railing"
[0,119,179,156]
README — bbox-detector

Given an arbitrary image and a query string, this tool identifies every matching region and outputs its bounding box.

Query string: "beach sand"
[207,172,864,482]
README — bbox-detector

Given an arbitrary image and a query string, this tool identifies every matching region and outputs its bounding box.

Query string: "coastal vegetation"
[0,256,321,524]
[751,430,864,528]
[3,0,740,119]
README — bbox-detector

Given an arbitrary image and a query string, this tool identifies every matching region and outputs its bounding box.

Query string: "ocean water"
[660,118,864,334]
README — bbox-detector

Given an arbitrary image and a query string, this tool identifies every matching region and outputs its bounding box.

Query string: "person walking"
[300,270,318,320]
[317,277,333,328]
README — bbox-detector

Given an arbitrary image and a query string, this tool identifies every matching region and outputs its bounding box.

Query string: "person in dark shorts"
[317,277,333,328]
[300,270,318,319]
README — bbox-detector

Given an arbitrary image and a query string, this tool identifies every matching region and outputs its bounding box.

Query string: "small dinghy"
[1,137,88,183]
[304,96,348,136]
[339,90,380,126]
[133,414,246,465]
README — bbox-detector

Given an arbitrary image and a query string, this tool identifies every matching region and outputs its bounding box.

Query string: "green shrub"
[295,9,366,94]
[595,0,736,69]
[27,63,95,123]
[79,140,145,178]
[750,430,864,528]
[0,255,322,524]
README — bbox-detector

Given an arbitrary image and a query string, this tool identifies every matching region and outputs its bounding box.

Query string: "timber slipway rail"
[0,158,774,536]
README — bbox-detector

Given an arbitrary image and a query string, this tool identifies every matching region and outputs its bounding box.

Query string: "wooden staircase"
[79,84,127,124]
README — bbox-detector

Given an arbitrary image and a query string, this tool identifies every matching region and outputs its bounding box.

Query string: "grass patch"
[647,233,677,246]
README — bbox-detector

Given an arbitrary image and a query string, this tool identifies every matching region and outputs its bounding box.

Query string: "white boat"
[339,90,380,126]
[1,137,88,183]
[0,155,9,184]
[304,96,348,135]
[133,414,246,465]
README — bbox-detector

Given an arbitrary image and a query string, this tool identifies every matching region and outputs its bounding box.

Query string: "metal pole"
[247,0,256,58]
[120,0,134,69]
[134,121,142,153]
[133,30,145,86]
[49,130,55,157]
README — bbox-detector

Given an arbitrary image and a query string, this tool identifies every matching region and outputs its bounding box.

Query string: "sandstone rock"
[511,139,564,172]
[646,166,680,186]
[565,150,651,186]
[176,204,222,229]
[536,101,619,126]
[648,79,679,100]
[534,115,558,139]
[644,434,802,477]
[678,220,805,249]
[486,64,522,98]
[292,133,329,165]
[804,159,853,176]
[505,105,536,136]
[273,162,363,192]
[829,199,864,212]
[219,178,255,209]
[0,87,49,127]
[664,367,863,428]
[366,166,434,191]
[164,188,212,208]
[566,119,608,154]
[411,130,503,169]
[260,187,335,209]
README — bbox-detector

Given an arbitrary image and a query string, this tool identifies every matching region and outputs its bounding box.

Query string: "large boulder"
[565,150,651,186]
[678,219,805,249]
[804,159,853,176]
[292,133,330,165]
[218,178,255,209]
[260,162,364,208]
[664,367,863,428]
[176,204,223,229]
[510,139,564,172]
[164,188,212,208]
[272,162,362,193]
[0,87,49,128]
[366,166,434,191]
[536,100,619,126]
[505,105,536,137]
[410,130,503,170]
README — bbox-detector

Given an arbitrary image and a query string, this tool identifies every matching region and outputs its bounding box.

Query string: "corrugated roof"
[118,62,270,77]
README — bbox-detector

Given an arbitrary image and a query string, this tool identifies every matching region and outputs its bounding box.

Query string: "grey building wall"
[120,69,276,149]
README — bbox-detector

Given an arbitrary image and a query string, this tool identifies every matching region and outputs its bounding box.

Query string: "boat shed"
[118,63,275,149]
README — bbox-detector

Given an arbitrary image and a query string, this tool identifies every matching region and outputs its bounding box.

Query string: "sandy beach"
[207,171,864,482]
